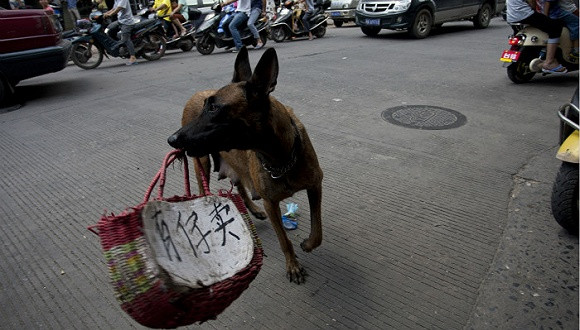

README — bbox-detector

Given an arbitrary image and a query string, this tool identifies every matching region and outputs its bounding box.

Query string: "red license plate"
[500,50,520,62]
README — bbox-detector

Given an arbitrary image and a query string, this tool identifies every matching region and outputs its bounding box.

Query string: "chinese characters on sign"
[142,198,254,288]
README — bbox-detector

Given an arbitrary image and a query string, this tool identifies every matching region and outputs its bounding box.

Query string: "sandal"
[542,64,567,74]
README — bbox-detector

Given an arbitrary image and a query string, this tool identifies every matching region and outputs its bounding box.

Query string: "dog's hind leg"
[263,199,307,284]
[300,184,323,252]
[236,182,267,219]
[193,156,211,195]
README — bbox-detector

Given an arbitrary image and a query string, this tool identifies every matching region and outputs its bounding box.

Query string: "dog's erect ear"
[248,48,278,95]
[232,47,252,83]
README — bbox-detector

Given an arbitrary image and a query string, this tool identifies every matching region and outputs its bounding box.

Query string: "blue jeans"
[248,7,261,40]
[555,11,579,40]
[229,12,249,50]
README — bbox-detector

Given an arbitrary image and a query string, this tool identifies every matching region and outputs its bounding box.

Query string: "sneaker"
[126,60,138,66]
[231,48,239,53]
[254,40,264,49]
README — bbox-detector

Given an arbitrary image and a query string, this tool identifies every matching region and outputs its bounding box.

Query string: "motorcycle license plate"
[365,18,380,26]
[330,12,342,17]
[500,50,520,63]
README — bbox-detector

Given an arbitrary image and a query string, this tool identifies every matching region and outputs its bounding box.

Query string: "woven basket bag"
[89,149,263,328]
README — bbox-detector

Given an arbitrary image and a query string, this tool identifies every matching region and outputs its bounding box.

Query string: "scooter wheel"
[71,42,103,70]
[196,34,215,55]
[313,26,326,38]
[141,33,166,61]
[180,37,194,52]
[271,27,287,43]
[551,161,579,235]
[507,61,536,83]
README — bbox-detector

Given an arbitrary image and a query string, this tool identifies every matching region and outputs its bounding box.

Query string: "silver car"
[327,0,359,27]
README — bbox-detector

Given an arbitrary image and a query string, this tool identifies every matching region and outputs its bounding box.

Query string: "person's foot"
[254,39,264,49]
[126,57,138,66]
[542,62,567,74]
[308,32,313,40]
[231,47,240,53]
[180,29,187,36]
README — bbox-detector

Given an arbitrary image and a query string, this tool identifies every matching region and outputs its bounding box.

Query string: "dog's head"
[167,47,279,156]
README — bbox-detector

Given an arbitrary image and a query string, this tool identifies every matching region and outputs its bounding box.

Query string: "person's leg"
[173,13,187,35]
[248,7,263,48]
[521,12,564,70]
[302,10,313,39]
[248,7,261,39]
[120,24,137,64]
[559,12,579,57]
[228,12,248,51]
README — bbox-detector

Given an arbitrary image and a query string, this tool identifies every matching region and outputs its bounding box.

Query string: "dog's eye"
[209,103,220,112]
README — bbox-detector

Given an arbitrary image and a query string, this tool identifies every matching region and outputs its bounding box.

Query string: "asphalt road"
[0,18,578,329]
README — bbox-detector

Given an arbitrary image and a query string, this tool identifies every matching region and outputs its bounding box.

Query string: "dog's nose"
[167,134,179,148]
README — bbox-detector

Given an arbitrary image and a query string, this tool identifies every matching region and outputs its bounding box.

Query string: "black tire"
[71,42,104,70]
[409,9,432,39]
[313,26,326,38]
[551,162,579,235]
[361,26,380,37]
[334,20,343,27]
[141,33,166,61]
[180,37,194,52]
[271,26,287,43]
[196,33,215,55]
[507,60,536,83]
[473,2,492,29]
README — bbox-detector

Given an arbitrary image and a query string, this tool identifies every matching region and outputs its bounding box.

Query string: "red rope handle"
[195,157,212,196]
[143,149,193,202]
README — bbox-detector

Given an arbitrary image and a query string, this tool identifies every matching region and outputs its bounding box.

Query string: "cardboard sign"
[142,197,254,288]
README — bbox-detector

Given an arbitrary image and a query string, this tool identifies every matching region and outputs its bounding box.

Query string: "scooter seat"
[133,19,156,31]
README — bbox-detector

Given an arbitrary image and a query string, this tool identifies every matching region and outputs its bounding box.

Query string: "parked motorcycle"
[500,24,578,83]
[270,0,330,42]
[551,87,579,235]
[70,11,166,70]
[195,3,269,55]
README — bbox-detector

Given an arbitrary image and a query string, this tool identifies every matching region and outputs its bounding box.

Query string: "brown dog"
[167,47,323,284]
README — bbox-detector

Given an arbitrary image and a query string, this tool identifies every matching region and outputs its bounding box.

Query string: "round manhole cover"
[381,105,467,130]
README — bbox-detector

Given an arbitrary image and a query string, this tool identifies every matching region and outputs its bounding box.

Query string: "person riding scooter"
[506,0,567,73]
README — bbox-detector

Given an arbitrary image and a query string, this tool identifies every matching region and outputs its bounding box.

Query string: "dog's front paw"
[286,263,307,284]
[300,237,321,252]
[251,209,268,220]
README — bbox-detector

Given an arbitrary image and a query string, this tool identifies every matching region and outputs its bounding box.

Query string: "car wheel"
[409,9,432,39]
[141,33,166,60]
[473,2,492,29]
[334,20,343,27]
[361,26,380,37]
[71,42,104,70]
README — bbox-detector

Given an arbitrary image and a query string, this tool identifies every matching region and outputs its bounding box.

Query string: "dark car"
[0,8,72,104]
[355,0,505,38]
